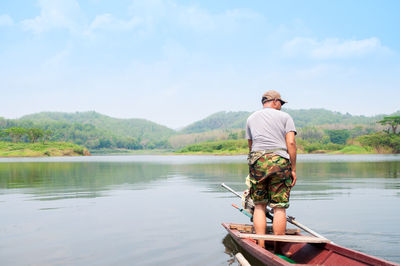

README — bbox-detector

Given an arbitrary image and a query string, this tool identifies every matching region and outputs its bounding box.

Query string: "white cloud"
[129,0,263,33]
[175,6,215,31]
[18,0,263,38]
[87,14,141,33]
[0,14,14,26]
[21,0,85,34]
[283,37,389,59]
[292,64,358,81]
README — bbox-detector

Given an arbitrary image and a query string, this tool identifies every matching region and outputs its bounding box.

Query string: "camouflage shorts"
[247,154,293,208]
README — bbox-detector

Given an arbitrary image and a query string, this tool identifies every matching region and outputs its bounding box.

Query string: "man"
[245,90,297,251]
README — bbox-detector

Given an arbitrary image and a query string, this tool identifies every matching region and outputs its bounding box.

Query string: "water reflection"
[1,157,399,201]
[222,234,272,266]
[0,162,172,200]
[176,160,400,200]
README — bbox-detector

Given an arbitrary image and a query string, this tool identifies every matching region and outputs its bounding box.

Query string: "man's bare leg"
[272,207,286,234]
[273,207,287,254]
[253,203,267,248]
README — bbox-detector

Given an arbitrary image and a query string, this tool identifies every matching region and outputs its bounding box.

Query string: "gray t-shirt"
[246,108,296,159]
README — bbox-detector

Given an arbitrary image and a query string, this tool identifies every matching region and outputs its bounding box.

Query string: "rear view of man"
[246,90,297,251]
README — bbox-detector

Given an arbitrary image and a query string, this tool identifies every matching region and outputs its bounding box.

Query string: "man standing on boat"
[246,90,297,250]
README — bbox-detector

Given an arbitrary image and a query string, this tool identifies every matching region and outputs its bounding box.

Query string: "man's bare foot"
[281,250,293,257]
[273,242,292,256]
[256,240,265,249]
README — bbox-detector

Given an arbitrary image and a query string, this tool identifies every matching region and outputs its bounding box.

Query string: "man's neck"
[263,104,279,110]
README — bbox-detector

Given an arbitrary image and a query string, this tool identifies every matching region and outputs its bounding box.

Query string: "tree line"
[4,111,175,150]
[1,127,53,144]
[0,125,162,150]
[0,116,171,150]
[176,116,400,154]
[1,112,398,153]
[357,116,400,153]
[296,116,400,153]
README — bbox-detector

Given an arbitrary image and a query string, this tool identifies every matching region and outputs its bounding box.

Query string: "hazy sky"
[1,0,399,128]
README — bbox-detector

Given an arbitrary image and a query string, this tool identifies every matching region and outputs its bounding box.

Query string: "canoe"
[222,222,398,266]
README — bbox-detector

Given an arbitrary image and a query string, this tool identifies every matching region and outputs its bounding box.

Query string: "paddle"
[231,203,253,219]
[221,183,329,240]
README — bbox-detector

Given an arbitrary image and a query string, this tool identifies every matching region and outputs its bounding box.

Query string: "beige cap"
[261,90,287,105]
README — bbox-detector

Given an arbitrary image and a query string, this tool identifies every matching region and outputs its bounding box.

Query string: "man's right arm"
[248,139,252,153]
[285,131,297,186]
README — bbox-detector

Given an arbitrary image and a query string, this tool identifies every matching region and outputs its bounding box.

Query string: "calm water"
[0,154,399,265]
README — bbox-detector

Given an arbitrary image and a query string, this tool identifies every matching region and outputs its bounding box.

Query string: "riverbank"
[2,139,393,157]
[174,138,398,155]
[0,141,91,157]
[88,145,393,156]
[89,148,174,155]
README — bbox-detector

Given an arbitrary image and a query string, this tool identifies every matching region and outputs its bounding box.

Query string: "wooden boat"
[222,222,398,266]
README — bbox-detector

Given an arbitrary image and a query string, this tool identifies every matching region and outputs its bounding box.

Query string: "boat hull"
[222,223,398,266]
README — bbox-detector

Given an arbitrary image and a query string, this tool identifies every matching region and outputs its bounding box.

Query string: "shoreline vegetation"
[174,132,400,155]
[0,141,90,157]
[0,111,399,157]
[92,131,400,156]
[174,116,400,155]
[0,136,397,157]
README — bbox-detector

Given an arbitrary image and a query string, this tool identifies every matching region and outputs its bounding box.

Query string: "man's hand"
[291,170,296,186]
[285,131,297,187]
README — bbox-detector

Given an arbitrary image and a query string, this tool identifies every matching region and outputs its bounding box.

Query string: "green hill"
[180,111,251,134]
[20,111,175,140]
[1,111,175,150]
[1,109,399,152]
[284,108,398,128]
[180,109,400,133]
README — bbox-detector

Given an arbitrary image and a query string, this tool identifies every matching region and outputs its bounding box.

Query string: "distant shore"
[0,142,395,157]
[173,139,396,155]
[92,147,393,156]
[0,141,91,157]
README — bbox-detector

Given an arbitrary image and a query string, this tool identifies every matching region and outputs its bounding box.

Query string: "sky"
[1,0,399,128]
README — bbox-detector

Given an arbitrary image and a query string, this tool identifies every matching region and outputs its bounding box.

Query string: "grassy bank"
[175,134,400,155]
[0,141,91,157]
[330,145,374,154]
[175,139,248,155]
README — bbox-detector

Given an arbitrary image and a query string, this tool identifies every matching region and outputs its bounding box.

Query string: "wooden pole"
[238,233,331,243]
[235,252,251,266]
[286,216,328,240]
[221,183,243,198]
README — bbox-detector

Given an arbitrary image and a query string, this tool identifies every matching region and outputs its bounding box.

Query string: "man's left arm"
[246,120,252,153]
[285,131,297,186]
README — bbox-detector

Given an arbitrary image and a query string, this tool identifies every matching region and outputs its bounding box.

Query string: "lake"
[0,154,399,265]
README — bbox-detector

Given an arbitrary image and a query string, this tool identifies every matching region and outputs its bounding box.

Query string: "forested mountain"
[20,111,175,140]
[0,112,174,149]
[285,109,400,128]
[1,109,398,150]
[181,111,250,134]
[181,109,400,133]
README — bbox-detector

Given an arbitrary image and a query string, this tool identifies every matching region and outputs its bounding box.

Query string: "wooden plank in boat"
[229,224,253,232]
[229,224,300,235]
[238,233,331,243]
